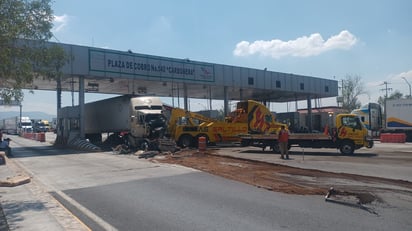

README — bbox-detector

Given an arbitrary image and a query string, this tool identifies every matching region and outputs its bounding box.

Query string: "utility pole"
[337,79,344,107]
[380,81,392,98]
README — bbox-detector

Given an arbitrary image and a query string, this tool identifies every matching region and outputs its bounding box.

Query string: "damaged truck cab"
[128,97,167,148]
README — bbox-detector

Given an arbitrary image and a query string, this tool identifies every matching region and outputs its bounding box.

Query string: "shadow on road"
[238,149,378,157]
[8,145,94,159]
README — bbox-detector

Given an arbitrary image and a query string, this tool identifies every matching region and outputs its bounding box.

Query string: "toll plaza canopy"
[29,41,338,104]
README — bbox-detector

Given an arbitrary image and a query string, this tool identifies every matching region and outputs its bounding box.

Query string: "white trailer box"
[385,99,412,130]
[2,117,18,134]
[84,95,132,134]
[385,99,412,141]
[83,95,163,134]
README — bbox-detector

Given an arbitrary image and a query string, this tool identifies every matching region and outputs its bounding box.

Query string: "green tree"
[341,74,365,112]
[0,0,67,103]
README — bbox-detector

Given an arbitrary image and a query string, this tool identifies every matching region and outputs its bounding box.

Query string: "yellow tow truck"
[240,113,374,155]
[167,100,286,147]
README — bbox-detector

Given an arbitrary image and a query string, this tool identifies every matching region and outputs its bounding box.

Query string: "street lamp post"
[402,77,411,98]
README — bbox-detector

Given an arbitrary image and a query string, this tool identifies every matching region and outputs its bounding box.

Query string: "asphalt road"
[4,134,412,231]
[213,141,412,182]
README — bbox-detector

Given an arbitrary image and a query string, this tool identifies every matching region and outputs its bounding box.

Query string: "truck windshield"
[342,116,362,130]
[145,114,167,126]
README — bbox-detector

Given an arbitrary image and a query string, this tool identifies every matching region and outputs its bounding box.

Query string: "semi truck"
[59,95,168,150]
[0,116,33,134]
[240,113,373,155]
[167,100,286,147]
[351,99,412,142]
[351,103,382,137]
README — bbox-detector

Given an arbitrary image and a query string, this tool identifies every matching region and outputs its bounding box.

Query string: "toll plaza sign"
[89,49,215,82]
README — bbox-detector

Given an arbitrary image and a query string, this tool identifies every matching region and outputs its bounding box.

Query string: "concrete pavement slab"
[0,151,89,231]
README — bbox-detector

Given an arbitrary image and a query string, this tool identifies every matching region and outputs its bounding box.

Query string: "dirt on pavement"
[156,149,412,205]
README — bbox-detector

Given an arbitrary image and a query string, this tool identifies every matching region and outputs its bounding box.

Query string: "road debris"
[138,151,159,159]
[0,175,31,187]
[324,188,381,214]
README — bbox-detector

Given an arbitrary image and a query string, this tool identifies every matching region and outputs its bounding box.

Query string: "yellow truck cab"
[335,114,373,153]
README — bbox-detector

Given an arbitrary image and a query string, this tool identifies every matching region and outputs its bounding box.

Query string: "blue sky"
[3,0,412,114]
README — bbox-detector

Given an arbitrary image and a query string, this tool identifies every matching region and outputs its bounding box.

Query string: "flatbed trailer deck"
[241,131,373,154]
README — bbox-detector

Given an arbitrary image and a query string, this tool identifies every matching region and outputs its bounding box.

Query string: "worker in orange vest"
[278,125,290,159]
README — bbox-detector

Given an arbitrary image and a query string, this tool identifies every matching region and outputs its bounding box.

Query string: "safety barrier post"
[38,132,46,142]
[198,136,206,154]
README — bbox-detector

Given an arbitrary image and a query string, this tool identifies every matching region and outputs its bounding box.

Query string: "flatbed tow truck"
[240,113,374,155]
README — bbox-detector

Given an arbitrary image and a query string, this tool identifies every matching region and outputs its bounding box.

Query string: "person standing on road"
[278,125,289,159]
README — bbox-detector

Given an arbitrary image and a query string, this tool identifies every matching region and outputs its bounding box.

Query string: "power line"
[380,81,392,98]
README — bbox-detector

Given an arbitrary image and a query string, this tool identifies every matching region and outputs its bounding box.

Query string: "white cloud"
[233,30,358,59]
[390,70,412,81]
[52,14,69,33]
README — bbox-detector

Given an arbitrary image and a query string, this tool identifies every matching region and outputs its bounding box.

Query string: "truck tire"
[339,141,355,155]
[178,135,194,148]
[367,140,374,148]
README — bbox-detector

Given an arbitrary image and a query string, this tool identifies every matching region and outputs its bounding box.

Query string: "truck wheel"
[367,140,374,148]
[178,135,194,148]
[339,141,355,155]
